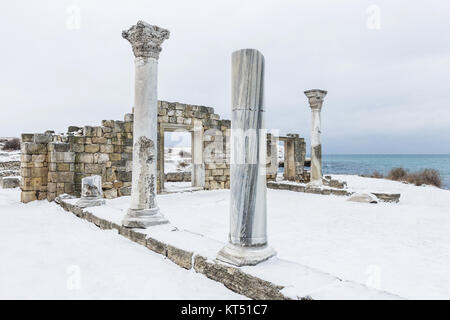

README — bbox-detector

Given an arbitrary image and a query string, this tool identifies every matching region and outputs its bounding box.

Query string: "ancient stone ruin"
[19,101,308,203]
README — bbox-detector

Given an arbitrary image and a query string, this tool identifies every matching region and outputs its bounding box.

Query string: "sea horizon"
[306,154,450,190]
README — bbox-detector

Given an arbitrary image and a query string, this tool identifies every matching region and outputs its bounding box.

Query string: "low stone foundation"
[267,181,401,202]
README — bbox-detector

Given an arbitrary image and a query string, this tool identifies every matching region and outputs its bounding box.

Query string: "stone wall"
[281,133,308,182]
[20,100,305,203]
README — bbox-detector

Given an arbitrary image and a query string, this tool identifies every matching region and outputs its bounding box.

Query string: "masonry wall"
[20,100,305,203]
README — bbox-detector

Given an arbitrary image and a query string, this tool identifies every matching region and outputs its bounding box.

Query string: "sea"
[302,154,450,190]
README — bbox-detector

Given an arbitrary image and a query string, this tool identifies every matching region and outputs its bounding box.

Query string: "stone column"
[192,119,205,188]
[217,49,275,266]
[121,21,170,228]
[304,89,327,186]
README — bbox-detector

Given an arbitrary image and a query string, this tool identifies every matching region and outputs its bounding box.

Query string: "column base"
[75,197,105,208]
[122,207,169,228]
[216,243,276,267]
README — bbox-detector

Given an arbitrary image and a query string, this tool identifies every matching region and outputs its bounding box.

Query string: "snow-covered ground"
[155,175,450,299]
[0,188,245,299]
[2,173,449,299]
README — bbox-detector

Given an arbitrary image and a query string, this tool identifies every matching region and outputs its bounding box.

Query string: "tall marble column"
[304,89,327,186]
[217,49,275,266]
[122,21,170,228]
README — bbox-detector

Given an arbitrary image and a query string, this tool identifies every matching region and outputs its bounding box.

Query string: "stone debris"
[75,175,105,208]
[347,193,378,204]
[0,177,20,189]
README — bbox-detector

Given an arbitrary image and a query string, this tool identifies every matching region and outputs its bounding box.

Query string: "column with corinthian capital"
[304,89,327,186]
[121,21,170,228]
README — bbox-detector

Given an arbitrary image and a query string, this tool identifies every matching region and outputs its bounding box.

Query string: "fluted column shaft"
[217,49,275,266]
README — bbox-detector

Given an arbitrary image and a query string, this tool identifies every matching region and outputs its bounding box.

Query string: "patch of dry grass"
[2,138,20,151]
[387,167,441,188]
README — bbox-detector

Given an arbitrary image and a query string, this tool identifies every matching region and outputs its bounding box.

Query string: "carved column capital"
[304,89,327,110]
[122,21,170,59]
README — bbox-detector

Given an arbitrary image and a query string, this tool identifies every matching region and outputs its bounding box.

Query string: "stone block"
[167,245,193,270]
[93,153,109,164]
[21,134,34,142]
[21,191,37,203]
[100,144,114,153]
[1,177,20,189]
[102,120,114,128]
[373,193,401,203]
[84,163,103,174]
[68,126,81,132]
[103,168,116,182]
[146,237,167,256]
[114,121,125,133]
[124,122,133,133]
[76,153,93,164]
[109,153,121,161]
[72,144,84,153]
[116,170,131,182]
[56,163,70,171]
[193,255,285,300]
[119,186,131,196]
[102,127,113,133]
[83,126,95,137]
[124,113,133,122]
[103,188,117,199]
[85,144,100,153]
[21,177,42,190]
[34,133,53,144]
[73,136,85,144]
[20,168,31,177]
[21,142,47,155]
[31,167,47,177]
[92,137,107,144]
[21,154,32,162]
[31,154,47,163]
[48,172,74,183]
[49,151,75,163]
[47,182,56,193]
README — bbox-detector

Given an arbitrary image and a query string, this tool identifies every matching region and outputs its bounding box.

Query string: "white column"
[121,21,170,228]
[192,119,205,188]
[217,49,275,267]
[304,89,327,186]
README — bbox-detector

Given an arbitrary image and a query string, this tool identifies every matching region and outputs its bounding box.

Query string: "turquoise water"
[310,154,450,190]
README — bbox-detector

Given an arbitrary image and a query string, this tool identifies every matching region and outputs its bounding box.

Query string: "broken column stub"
[217,49,276,267]
[121,21,170,228]
[76,175,105,208]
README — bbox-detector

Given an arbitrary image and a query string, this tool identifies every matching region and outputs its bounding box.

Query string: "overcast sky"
[1,0,449,154]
